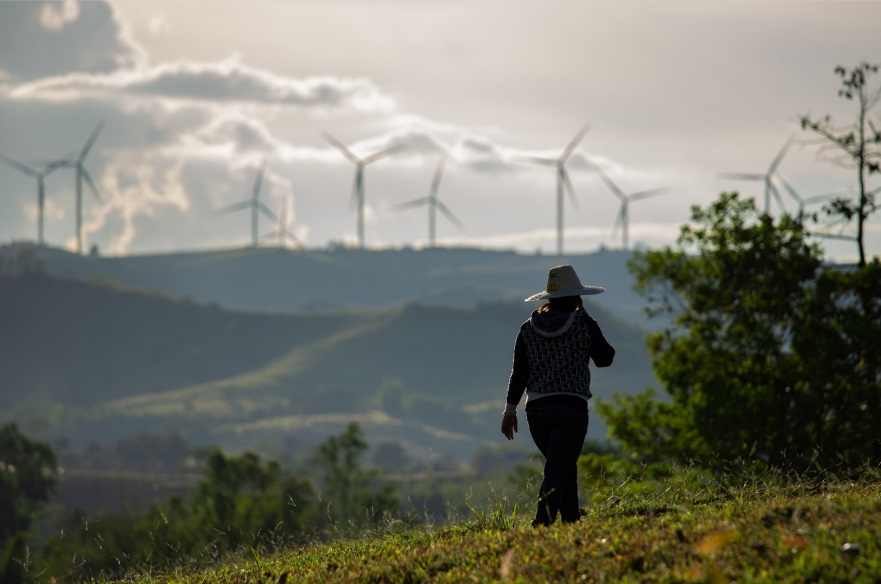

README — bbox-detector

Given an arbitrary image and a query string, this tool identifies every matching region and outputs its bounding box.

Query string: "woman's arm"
[505,331,529,406]
[586,316,615,367]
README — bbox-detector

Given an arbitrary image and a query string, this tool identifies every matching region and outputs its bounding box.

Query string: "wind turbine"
[0,154,70,246]
[518,123,590,255]
[55,122,105,254]
[260,194,300,248]
[392,154,463,247]
[592,166,667,250]
[216,159,277,247]
[323,132,404,249]
[718,134,796,214]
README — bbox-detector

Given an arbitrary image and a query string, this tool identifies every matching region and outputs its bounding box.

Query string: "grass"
[98,471,881,583]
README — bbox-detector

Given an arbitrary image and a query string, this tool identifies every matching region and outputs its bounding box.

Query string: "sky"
[0,0,879,261]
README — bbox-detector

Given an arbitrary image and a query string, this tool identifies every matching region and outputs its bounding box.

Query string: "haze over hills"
[1,252,659,461]
[0,243,652,326]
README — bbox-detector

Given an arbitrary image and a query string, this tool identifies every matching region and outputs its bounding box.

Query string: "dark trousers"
[525,396,589,525]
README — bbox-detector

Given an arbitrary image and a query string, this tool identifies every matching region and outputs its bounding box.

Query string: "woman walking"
[502,264,615,526]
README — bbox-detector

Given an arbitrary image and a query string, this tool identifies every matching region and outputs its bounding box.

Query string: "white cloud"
[10,56,396,114]
[39,0,80,31]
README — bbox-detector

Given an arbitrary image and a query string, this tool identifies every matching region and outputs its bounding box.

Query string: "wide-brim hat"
[524,264,605,301]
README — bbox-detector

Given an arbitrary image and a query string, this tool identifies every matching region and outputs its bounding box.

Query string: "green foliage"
[599,193,881,472]
[41,449,320,579]
[37,424,404,579]
[312,422,399,527]
[189,449,318,550]
[0,532,28,584]
[0,423,57,546]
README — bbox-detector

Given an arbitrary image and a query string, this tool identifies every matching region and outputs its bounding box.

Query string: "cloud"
[39,0,80,31]
[147,14,171,37]
[10,56,396,113]
[0,1,144,82]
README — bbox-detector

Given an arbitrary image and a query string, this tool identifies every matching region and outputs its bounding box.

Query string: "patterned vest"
[520,311,593,398]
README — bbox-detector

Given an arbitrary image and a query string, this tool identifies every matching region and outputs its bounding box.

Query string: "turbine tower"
[323,132,404,249]
[55,122,104,254]
[518,124,590,255]
[592,166,666,250]
[392,154,463,247]
[216,159,277,247]
[718,135,796,214]
[0,154,69,246]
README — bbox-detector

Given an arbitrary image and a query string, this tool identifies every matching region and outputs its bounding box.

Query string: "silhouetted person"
[502,264,615,526]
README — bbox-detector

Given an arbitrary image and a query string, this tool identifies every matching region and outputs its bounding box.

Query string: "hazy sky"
[1,0,879,260]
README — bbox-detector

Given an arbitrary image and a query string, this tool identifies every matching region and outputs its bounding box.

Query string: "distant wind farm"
[0,120,868,256]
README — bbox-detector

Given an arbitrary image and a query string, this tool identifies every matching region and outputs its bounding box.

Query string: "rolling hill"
[0,243,653,325]
[0,258,660,461]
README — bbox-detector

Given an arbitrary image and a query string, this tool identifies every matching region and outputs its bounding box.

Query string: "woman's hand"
[501,414,518,440]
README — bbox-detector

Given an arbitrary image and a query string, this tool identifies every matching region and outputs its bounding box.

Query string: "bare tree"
[799,62,881,267]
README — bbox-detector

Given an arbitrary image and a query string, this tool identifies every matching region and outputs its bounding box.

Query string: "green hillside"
[97,476,881,583]
[1,271,657,460]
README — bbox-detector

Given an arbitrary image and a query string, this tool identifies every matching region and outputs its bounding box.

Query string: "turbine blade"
[718,172,766,181]
[628,187,668,202]
[516,155,556,167]
[774,174,802,202]
[43,156,75,175]
[258,202,278,222]
[323,131,361,165]
[392,198,430,211]
[429,155,446,199]
[79,121,105,160]
[592,165,625,200]
[363,143,405,165]
[770,182,786,211]
[215,200,252,215]
[561,123,591,161]
[768,134,796,173]
[29,152,77,169]
[82,169,103,203]
[0,154,38,177]
[807,231,855,241]
[436,201,464,229]
[802,193,836,205]
[562,169,578,208]
[278,197,288,230]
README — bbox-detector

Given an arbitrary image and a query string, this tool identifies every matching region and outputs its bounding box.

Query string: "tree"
[597,193,881,473]
[799,62,881,267]
[0,423,57,547]
[188,449,318,550]
[312,423,399,525]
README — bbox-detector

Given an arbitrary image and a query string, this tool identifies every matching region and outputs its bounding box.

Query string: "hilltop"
[0,243,652,324]
[96,476,881,583]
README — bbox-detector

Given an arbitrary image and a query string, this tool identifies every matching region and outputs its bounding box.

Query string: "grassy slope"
[106,478,881,583]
